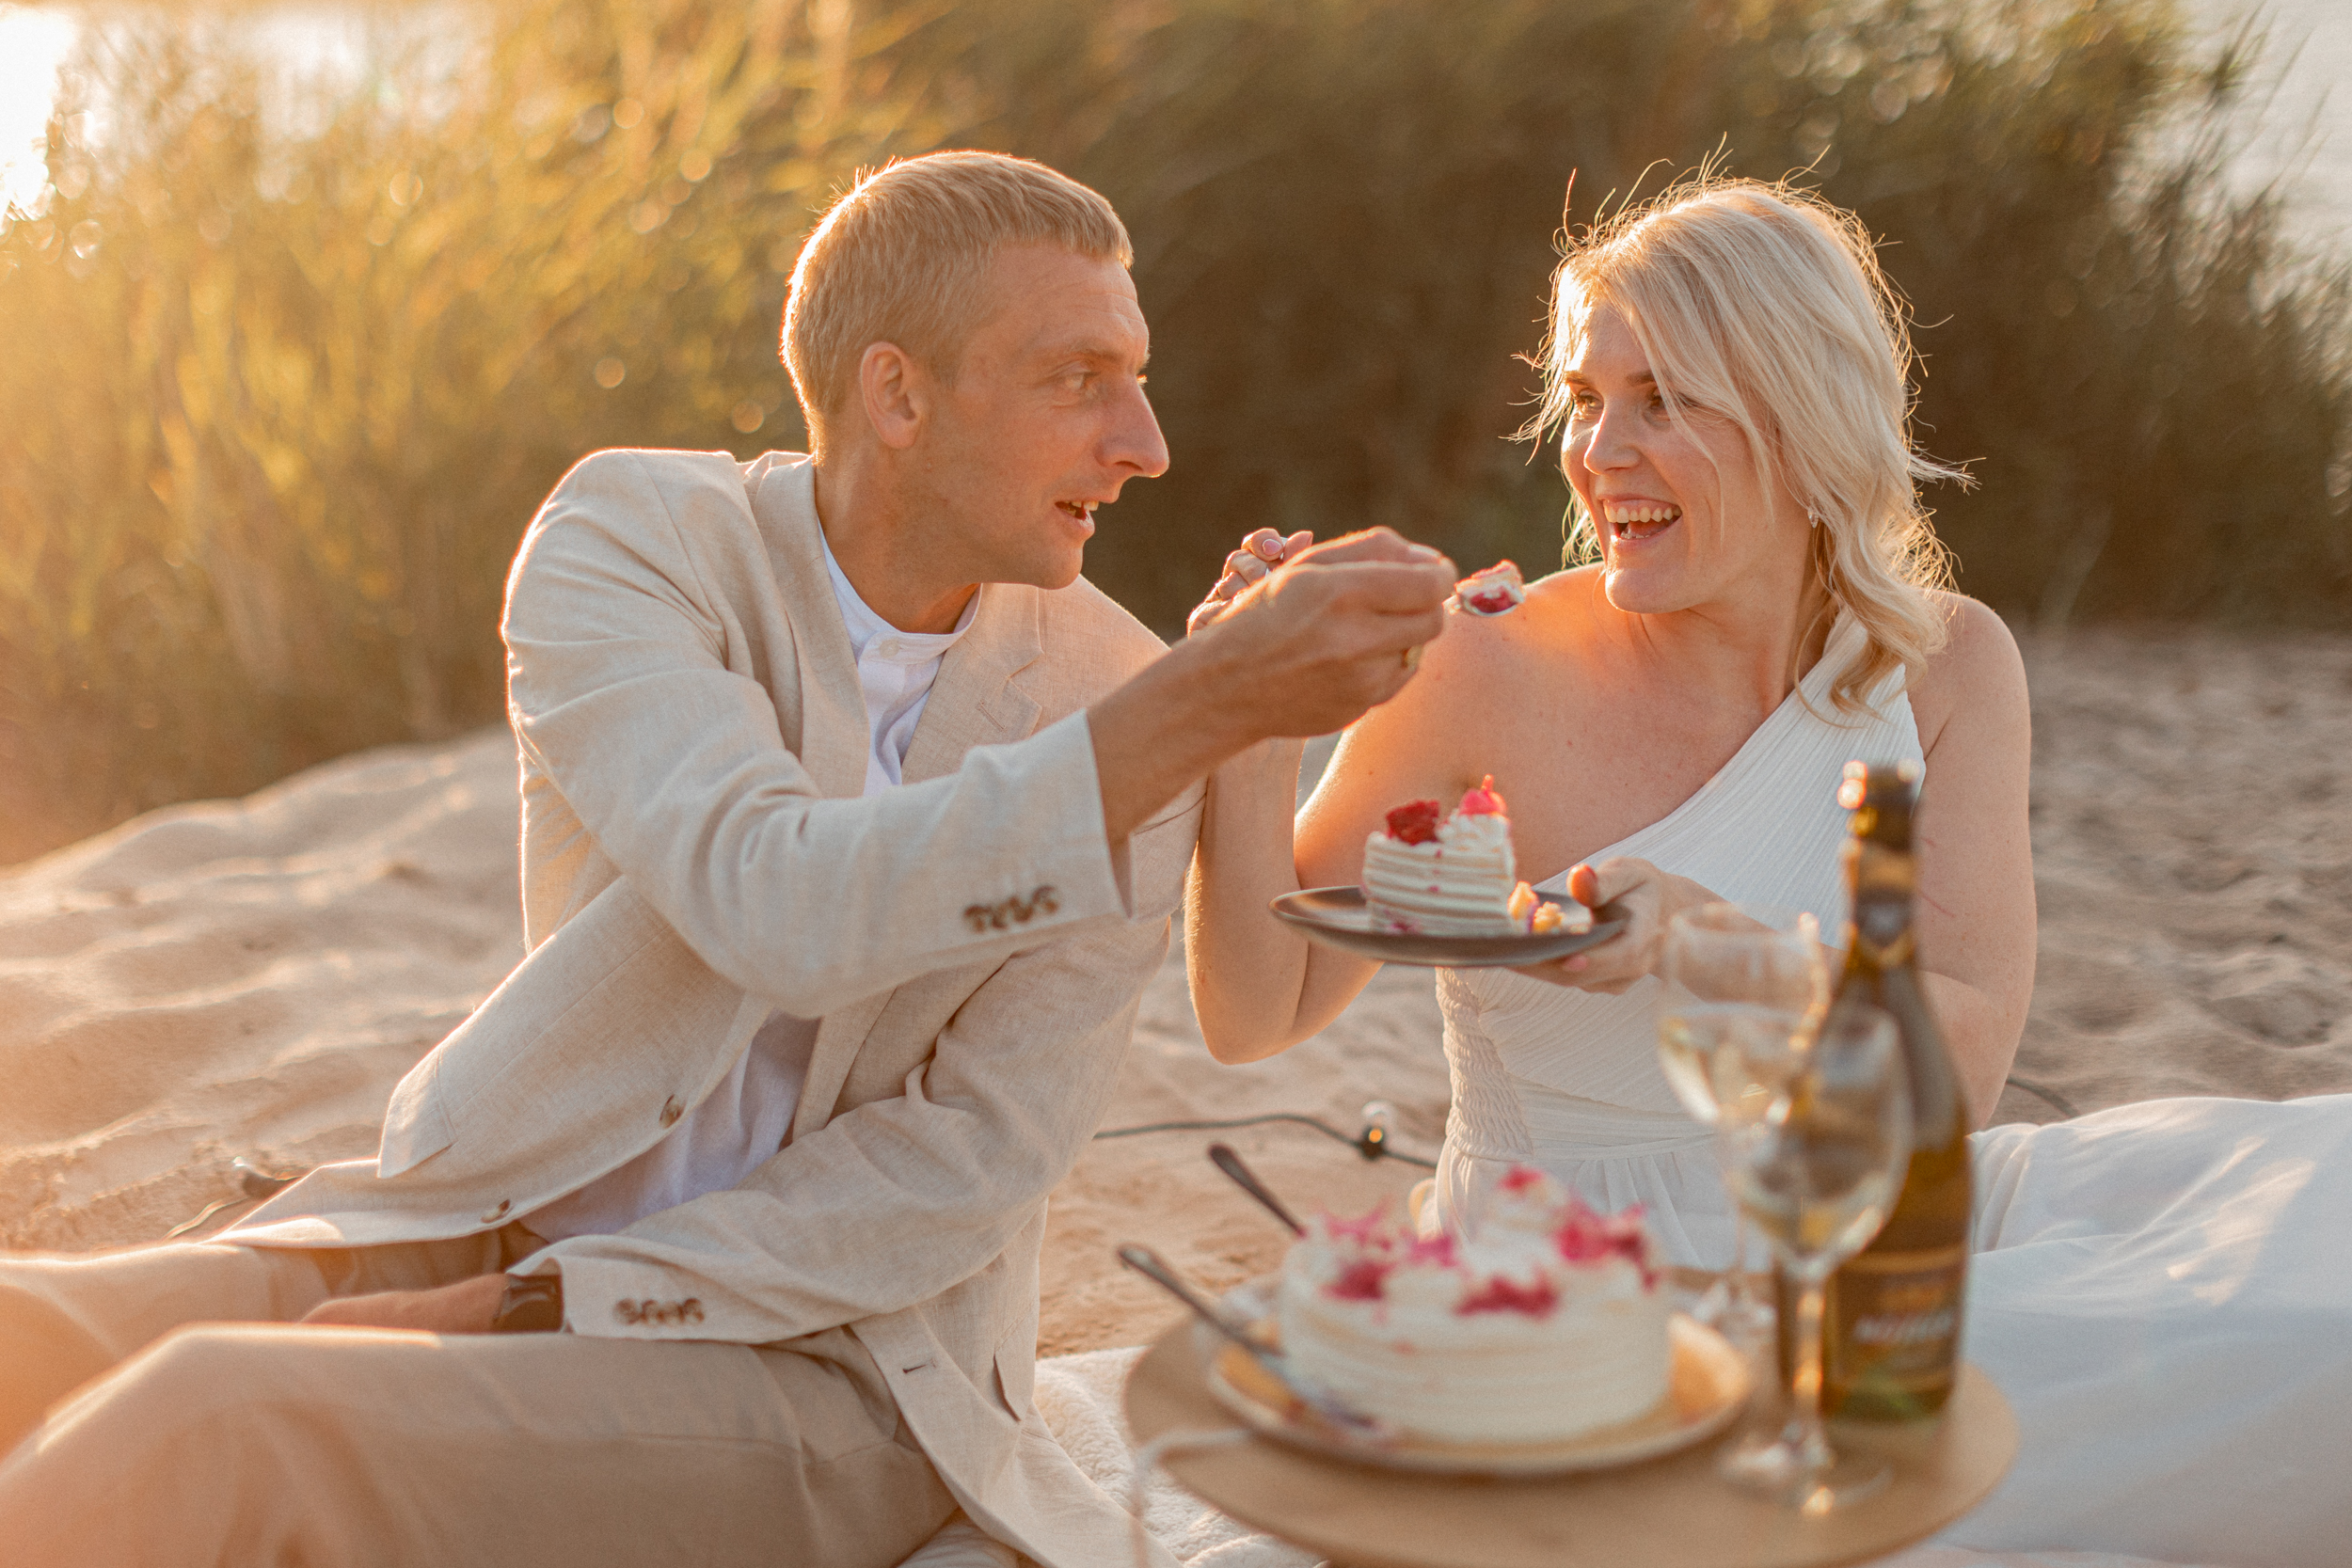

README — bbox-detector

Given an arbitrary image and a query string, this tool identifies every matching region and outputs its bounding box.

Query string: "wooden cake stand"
[1124,1322,2017,1568]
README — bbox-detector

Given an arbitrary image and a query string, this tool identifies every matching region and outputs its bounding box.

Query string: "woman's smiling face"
[1559,305,1806,617]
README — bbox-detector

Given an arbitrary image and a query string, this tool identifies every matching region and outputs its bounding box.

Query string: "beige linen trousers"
[0,1228,953,1565]
[0,450,1202,1568]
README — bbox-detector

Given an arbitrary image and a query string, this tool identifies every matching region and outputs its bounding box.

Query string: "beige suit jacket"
[225,448,1200,1568]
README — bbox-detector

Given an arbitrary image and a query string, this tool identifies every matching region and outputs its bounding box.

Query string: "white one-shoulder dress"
[1434,617,2352,1566]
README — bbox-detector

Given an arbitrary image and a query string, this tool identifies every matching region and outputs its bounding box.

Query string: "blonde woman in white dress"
[1184,177,2352,1567]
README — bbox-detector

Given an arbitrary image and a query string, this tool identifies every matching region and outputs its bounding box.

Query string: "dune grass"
[1,0,2344,861]
[0,0,884,854]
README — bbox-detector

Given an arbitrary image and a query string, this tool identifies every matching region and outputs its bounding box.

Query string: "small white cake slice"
[1361,778,1589,937]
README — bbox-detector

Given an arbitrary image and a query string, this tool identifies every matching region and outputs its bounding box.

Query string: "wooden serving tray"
[1127,1319,2016,1568]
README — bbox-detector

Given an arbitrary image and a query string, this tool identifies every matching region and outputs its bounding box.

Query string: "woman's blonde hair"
[1530,175,1960,713]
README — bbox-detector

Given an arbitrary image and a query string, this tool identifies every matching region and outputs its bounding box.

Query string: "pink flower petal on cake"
[1496,1164,1549,1196]
[1457,774,1508,816]
[1327,1258,1394,1301]
[1404,1233,1460,1268]
[1456,1274,1561,1318]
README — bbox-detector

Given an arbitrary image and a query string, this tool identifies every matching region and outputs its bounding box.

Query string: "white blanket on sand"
[898,1348,2207,1568]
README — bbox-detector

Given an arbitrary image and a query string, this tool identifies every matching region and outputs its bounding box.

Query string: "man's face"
[906,244,1168,590]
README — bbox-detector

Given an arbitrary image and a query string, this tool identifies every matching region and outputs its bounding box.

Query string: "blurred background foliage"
[2,0,2346,862]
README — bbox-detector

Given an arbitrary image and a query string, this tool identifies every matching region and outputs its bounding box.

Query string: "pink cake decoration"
[1304,1171,1655,1318]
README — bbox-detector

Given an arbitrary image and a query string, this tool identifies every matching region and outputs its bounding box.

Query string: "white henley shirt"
[523,533,977,1243]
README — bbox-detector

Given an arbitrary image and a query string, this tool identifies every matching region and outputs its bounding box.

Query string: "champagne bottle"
[1780,759,1972,1420]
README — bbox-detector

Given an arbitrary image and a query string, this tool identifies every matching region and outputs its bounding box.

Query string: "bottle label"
[1826,1243,1966,1412]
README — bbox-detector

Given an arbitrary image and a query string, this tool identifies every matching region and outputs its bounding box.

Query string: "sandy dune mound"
[0,736,524,1250]
[2,628,2347,1356]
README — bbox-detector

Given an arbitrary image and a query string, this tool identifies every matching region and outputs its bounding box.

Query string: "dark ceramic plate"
[1267,886,1627,968]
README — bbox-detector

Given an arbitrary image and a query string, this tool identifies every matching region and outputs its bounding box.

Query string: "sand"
[2007,630,2352,1117]
[4,627,2350,1370]
[0,737,524,1250]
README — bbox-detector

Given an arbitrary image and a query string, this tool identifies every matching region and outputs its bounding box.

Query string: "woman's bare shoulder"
[1907,591,2028,752]
[1407,562,1600,678]
[1526,561,1604,609]
[1322,562,1599,808]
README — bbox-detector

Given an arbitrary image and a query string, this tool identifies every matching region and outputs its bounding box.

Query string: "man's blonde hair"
[1532,176,1962,712]
[782,151,1133,453]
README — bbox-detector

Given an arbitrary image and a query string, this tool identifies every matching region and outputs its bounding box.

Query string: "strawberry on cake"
[1360,777,1588,937]
[1276,1167,1669,1445]
[1453,560,1527,616]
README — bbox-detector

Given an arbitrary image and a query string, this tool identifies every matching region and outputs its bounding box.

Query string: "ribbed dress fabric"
[1434,613,1919,1260]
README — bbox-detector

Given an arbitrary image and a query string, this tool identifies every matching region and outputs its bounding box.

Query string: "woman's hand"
[1514,857,1714,994]
[1186,528,1314,636]
[1183,525,1456,1064]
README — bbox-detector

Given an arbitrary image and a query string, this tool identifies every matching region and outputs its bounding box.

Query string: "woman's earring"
[1805,507,1822,529]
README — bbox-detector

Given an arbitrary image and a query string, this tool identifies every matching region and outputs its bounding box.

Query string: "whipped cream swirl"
[1276,1167,1670,1445]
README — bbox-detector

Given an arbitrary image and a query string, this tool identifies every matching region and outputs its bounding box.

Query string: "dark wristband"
[490,1273,564,1334]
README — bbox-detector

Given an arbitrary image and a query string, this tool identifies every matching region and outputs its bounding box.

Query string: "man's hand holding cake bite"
[1098,524,1456,843]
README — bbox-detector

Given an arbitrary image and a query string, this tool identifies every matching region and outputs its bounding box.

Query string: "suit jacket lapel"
[901,581,1043,786]
[790,580,1045,1143]
[747,457,867,801]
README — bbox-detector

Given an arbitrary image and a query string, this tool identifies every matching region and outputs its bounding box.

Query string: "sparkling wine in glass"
[1657,902,1826,1338]
[1721,1004,1913,1512]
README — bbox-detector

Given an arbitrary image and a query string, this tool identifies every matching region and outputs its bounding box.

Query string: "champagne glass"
[1656,902,1827,1339]
[1721,1004,1913,1512]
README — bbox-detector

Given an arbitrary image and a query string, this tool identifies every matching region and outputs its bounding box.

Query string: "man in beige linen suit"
[0,153,1453,1564]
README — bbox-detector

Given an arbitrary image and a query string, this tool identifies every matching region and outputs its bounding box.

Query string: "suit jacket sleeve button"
[481,1199,511,1223]
[660,1096,684,1127]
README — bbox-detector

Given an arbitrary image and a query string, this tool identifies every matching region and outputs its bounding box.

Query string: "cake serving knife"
[1114,1243,1391,1441]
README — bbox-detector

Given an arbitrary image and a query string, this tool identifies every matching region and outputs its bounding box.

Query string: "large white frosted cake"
[1360,778,1584,938]
[1275,1168,1671,1445]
